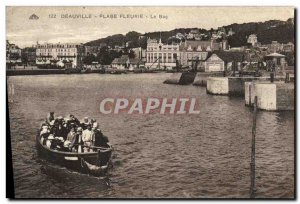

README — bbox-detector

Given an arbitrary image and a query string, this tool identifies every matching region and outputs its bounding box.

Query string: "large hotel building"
[145,38,227,69]
[145,38,179,68]
[36,43,84,68]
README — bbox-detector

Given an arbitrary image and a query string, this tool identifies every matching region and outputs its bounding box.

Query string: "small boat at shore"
[36,133,113,177]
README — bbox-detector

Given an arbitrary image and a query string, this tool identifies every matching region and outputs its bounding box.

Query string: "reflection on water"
[7,73,294,198]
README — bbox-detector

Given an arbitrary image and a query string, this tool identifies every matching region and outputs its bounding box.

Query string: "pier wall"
[207,77,228,95]
[7,69,66,76]
[245,81,294,111]
[276,83,294,110]
[208,77,271,96]
[163,73,182,84]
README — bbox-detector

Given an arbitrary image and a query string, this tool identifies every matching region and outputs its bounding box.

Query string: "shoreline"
[6,68,182,76]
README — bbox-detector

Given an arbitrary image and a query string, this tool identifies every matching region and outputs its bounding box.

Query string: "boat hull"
[36,134,112,176]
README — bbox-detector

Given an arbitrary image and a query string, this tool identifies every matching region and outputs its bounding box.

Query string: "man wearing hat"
[46,112,55,126]
[53,116,68,140]
[74,127,84,153]
[82,124,93,152]
[81,117,90,130]
[69,114,80,128]
[91,123,109,148]
[65,126,76,151]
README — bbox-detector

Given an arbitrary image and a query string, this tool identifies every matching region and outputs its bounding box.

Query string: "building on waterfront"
[187,29,200,40]
[179,41,211,71]
[205,51,245,72]
[6,41,22,65]
[264,41,295,53]
[247,34,258,46]
[282,42,295,52]
[145,37,228,69]
[84,44,106,56]
[36,43,85,68]
[111,55,141,70]
[145,38,179,69]
[265,52,287,73]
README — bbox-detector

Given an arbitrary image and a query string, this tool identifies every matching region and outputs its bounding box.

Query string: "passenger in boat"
[48,120,55,134]
[75,127,84,153]
[91,123,109,148]
[82,124,93,152]
[40,126,50,145]
[68,114,81,128]
[81,117,90,130]
[65,126,76,151]
[46,112,55,125]
[90,119,98,128]
[63,118,70,131]
[46,134,55,148]
[40,122,48,131]
[53,117,68,140]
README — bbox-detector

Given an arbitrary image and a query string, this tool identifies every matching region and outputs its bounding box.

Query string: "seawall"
[207,76,282,97]
[245,81,294,111]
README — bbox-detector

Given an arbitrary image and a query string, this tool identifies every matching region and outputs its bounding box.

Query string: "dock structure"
[163,72,196,85]
[206,77,271,96]
[245,81,294,111]
[193,72,224,86]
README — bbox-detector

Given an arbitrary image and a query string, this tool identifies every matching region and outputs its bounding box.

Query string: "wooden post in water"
[285,73,290,83]
[250,96,257,198]
[249,85,252,106]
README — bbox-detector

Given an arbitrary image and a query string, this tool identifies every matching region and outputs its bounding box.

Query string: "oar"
[73,144,112,151]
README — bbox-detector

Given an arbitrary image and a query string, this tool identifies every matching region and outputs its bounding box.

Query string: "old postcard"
[6,6,295,199]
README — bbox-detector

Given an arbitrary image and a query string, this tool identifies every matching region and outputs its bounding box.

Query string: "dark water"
[7,73,294,198]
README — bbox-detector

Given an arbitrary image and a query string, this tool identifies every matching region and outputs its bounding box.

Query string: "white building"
[6,41,22,64]
[36,43,84,68]
[247,34,258,46]
[145,38,179,69]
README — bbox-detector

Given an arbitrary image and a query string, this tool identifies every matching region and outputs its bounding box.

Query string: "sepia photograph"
[6,6,295,199]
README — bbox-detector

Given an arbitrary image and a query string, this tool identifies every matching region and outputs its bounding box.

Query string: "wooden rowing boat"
[36,133,113,176]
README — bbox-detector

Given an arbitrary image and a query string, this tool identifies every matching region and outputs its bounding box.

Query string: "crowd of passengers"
[40,112,109,153]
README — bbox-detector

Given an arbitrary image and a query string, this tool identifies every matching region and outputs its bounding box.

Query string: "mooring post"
[270,73,274,83]
[285,73,290,83]
[249,84,252,106]
[250,96,257,198]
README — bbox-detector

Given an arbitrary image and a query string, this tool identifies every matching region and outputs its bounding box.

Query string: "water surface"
[7,73,294,198]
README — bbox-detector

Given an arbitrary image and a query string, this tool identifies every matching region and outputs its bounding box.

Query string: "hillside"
[84,18,294,48]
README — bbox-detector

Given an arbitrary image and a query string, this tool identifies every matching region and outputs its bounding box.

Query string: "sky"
[6,6,294,48]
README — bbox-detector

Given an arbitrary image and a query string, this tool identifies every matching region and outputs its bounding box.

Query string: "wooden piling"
[270,73,274,83]
[249,84,252,105]
[285,73,290,83]
[250,96,257,198]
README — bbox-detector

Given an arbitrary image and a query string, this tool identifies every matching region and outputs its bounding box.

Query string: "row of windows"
[37,45,77,49]
[147,53,179,58]
[147,47,178,51]
[37,48,76,52]
[37,53,76,56]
